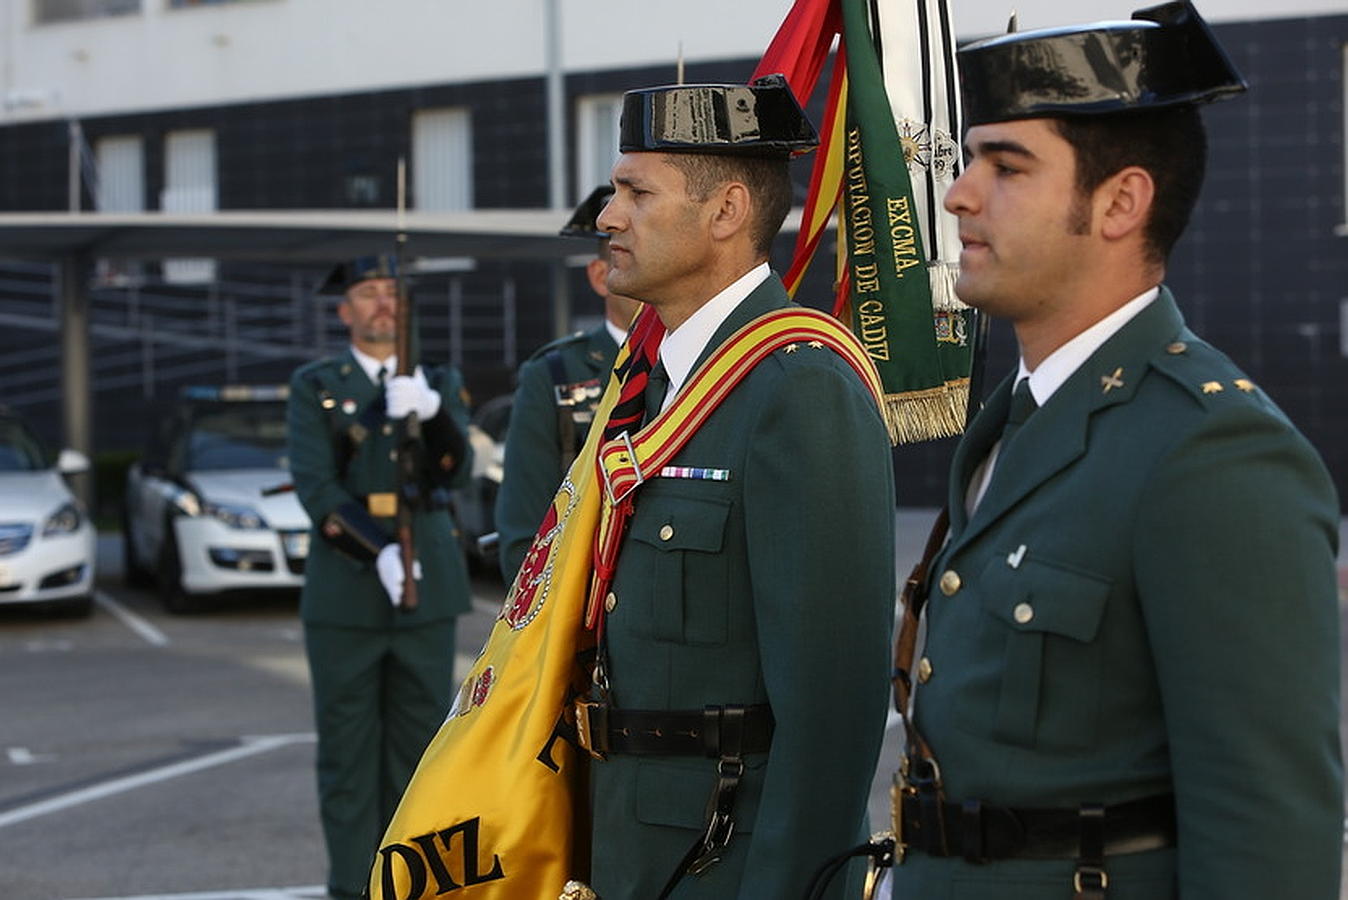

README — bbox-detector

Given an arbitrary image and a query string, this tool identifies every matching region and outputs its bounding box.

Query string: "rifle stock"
[394,157,420,612]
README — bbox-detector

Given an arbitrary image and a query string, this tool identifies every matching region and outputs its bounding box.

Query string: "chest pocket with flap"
[628,491,732,645]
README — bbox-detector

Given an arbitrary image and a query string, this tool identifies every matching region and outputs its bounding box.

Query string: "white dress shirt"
[655,262,771,411]
[350,346,396,384]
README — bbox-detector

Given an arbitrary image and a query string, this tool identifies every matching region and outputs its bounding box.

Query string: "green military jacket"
[496,325,619,582]
[893,289,1342,898]
[589,276,897,899]
[287,351,474,628]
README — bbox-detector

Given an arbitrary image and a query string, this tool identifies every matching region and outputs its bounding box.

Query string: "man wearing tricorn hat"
[286,254,475,899]
[889,3,1342,897]
[495,187,641,583]
[573,75,897,899]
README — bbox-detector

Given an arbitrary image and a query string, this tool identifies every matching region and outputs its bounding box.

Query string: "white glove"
[375,543,423,608]
[386,366,442,420]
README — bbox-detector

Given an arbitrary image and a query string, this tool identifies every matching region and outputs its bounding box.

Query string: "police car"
[0,406,97,616]
[122,386,310,612]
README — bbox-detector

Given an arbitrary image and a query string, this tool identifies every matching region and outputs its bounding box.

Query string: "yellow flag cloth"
[367,367,622,899]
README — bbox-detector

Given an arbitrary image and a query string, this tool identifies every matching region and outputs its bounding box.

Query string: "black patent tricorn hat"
[959,1,1247,127]
[618,73,818,157]
[318,253,400,295]
[560,186,615,239]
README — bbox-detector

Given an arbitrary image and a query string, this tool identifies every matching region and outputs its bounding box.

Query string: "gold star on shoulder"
[784,343,799,354]
[808,341,825,350]
[1201,381,1224,394]
[1234,379,1255,392]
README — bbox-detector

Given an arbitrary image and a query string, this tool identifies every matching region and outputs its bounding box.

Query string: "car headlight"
[203,501,268,530]
[42,502,84,536]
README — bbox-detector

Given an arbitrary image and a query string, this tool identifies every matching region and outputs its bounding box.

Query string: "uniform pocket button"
[659,524,674,542]
[1013,602,1035,624]
[938,570,961,596]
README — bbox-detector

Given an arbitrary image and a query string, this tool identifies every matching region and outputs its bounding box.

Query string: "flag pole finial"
[676,41,685,84]
[1006,10,1018,33]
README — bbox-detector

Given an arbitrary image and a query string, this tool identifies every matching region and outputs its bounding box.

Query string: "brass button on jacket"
[938,570,962,596]
[1014,602,1035,624]
[659,524,675,542]
[605,591,618,613]
[917,657,934,684]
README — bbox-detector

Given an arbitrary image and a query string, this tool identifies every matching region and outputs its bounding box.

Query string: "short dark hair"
[1051,106,1207,265]
[662,153,793,256]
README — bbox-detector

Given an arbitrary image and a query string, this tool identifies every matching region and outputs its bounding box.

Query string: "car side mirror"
[57,448,91,475]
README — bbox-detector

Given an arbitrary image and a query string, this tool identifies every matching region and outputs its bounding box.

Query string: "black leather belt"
[573,702,773,758]
[898,793,1176,862]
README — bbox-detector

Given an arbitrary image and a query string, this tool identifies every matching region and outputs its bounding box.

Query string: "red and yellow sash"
[370,304,882,900]
[586,306,884,629]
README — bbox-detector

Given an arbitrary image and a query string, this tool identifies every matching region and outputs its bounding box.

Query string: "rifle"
[393,157,420,612]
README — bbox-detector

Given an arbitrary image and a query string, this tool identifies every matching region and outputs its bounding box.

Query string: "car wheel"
[121,508,154,588]
[157,521,196,614]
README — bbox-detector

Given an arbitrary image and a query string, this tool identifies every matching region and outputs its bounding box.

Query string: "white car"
[0,408,97,616]
[123,386,310,612]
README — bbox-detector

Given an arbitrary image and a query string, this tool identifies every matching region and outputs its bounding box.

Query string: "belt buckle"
[573,698,609,760]
[601,431,644,505]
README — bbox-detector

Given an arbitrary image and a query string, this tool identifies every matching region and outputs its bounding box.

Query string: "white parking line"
[0,733,315,830]
[66,887,327,900]
[95,590,170,647]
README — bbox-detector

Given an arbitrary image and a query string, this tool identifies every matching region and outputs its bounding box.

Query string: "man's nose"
[944,168,975,216]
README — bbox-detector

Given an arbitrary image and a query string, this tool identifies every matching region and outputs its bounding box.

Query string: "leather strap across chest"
[584,307,885,631]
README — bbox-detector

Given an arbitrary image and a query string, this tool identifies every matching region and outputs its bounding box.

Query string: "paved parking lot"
[2,516,1345,898]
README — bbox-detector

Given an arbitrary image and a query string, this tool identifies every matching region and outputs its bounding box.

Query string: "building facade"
[0,0,1343,507]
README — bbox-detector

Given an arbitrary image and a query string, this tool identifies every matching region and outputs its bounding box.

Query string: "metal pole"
[59,254,93,509]
[544,0,572,338]
[67,121,82,212]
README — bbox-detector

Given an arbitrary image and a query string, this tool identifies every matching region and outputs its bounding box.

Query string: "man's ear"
[1097,165,1155,243]
[337,300,354,327]
[708,181,753,243]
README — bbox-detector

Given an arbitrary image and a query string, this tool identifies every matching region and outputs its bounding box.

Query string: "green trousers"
[304,619,457,897]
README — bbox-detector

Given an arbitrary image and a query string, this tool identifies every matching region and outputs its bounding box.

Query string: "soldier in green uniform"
[889,4,1343,898]
[495,186,641,582]
[286,255,474,899]
[578,76,897,899]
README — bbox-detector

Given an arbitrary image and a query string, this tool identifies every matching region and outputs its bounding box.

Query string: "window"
[95,135,144,212]
[575,93,623,200]
[412,108,473,211]
[95,135,145,285]
[34,0,139,24]
[161,129,217,284]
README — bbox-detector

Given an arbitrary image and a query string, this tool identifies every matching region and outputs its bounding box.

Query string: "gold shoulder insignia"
[1201,381,1224,394]
[807,340,825,350]
[784,343,799,354]
[1100,367,1124,393]
[1234,379,1255,392]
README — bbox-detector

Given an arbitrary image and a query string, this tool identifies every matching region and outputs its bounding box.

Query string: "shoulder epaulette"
[1149,334,1266,408]
[526,331,587,363]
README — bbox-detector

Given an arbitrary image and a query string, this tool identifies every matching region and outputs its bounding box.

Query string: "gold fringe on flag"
[883,377,969,445]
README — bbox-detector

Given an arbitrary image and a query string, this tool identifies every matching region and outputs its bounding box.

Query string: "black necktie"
[1000,378,1037,448]
[644,360,669,423]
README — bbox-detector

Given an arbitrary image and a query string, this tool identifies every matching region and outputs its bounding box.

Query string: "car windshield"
[0,418,48,472]
[185,402,289,471]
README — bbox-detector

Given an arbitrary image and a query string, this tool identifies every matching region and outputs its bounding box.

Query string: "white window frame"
[161,128,218,284]
[575,93,624,201]
[412,107,473,211]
